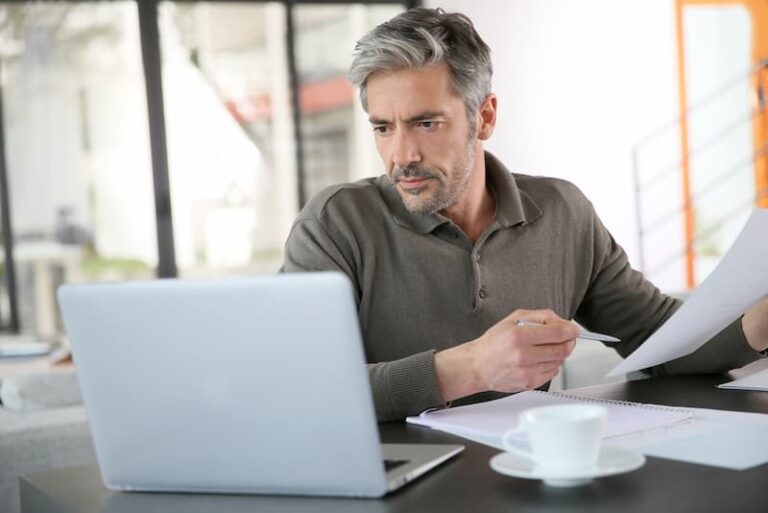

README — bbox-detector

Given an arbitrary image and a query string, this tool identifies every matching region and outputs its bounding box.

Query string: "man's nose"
[391,131,421,168]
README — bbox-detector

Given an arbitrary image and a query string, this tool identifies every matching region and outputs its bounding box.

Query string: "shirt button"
[474,253,481,263]
[478,287,488,299]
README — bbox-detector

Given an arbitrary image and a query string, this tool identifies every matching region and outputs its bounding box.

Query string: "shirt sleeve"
[367,351,444,422]
[655,315,760,376]
[281,216,445,422]
[575,204,763,376]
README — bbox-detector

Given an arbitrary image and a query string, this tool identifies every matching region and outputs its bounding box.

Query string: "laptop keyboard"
[384,459,410,472]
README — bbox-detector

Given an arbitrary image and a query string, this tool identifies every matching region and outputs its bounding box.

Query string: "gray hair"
[348,8,493,120]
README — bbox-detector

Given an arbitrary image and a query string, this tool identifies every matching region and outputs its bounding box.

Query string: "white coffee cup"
[501,404,607,470]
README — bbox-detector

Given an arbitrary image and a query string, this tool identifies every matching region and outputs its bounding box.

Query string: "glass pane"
[684,6,754,283]
[0,2,156,338]
[294,4,404,199]
[159,2,294,277]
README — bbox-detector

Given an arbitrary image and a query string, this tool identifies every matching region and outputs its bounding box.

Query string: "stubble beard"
[391,133,477,215]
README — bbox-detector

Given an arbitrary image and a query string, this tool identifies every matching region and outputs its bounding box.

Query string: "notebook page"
[406,390,695,440]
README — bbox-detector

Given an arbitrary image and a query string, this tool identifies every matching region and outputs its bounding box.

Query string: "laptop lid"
[58,272,461,498]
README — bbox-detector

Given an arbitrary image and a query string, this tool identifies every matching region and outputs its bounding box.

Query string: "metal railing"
[632,59,768,285]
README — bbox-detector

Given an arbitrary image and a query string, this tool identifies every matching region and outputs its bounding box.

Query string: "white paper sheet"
[608,209,768,377]
[635,408,768,470]
[718,368,768,391]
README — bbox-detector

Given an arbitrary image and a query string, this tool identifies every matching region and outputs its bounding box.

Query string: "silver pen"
[515,319,621,343]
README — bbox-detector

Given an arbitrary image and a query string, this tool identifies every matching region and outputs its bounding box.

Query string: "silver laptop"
[58,272,462,498]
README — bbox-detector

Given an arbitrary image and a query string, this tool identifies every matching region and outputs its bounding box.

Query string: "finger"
[506,309,580,342]
[514,322,579,347]
[509,308,565,325]
[534,361,561,375]
[517,362,561,390]
[537,365,561,385]
[536,365,561,384]
[515,343,572,366]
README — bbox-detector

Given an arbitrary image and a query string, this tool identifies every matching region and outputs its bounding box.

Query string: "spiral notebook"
[406,390,696,442]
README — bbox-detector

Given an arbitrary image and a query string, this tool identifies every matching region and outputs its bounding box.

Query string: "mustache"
[391,165,439,181]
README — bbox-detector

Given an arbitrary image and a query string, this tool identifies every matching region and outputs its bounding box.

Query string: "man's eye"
[418,121,438,129]
[372,126,389,134]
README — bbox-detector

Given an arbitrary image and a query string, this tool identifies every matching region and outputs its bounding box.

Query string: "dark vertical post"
[0,59,20,332]
[137,0,177,278]
[285,0,307,209]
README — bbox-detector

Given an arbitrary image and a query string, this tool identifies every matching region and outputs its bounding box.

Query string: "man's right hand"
[434,309,579,403]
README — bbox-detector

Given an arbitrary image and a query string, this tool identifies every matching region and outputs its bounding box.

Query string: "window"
[159,2,294,276]
[0,2,156,336]
[295,4,401,199]
[0,0,410,337]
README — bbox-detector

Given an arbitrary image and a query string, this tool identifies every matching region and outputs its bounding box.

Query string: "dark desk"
[20,373,768,513]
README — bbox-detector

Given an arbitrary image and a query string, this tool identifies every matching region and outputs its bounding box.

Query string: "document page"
[718,368,768,392]
[608,209,768,377]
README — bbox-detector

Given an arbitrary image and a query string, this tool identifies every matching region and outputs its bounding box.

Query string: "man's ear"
[477,94,497,141]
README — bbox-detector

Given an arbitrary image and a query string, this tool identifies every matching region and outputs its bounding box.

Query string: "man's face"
[366,63,478,215]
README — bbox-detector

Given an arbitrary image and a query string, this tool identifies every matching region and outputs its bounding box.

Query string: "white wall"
[430,0,684,289]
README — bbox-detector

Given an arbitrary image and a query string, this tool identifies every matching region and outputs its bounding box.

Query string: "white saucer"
[489,445,646,487]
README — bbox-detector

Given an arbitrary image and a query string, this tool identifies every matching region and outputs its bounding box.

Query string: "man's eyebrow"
[368,116,390,125]
[368,111,448,125]
[405,111,447,122]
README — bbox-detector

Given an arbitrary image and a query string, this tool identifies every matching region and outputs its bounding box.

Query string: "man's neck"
[440,152,496,243]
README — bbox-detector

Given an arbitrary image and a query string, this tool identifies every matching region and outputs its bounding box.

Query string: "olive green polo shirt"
[281,152,760,421]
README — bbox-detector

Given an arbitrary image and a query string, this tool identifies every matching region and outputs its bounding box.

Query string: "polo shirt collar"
[485,151,542,227]
[380,151,542,234]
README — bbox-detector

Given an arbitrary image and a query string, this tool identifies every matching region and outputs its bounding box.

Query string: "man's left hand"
[743,297,768,352]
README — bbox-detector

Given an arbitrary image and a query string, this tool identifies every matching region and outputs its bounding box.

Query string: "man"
[281,8,768,422]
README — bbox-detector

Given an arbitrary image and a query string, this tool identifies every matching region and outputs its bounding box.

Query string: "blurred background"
[0,0,766,342]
